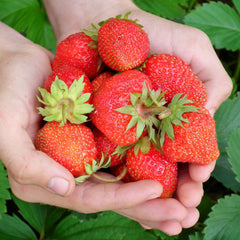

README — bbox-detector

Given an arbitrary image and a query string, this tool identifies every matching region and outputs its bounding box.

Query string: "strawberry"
[141,54,207,106]
[52,32,104,79]
[159,94,219,165]
[91,71,114,94]
[35,121,98,178]
[90,70,158,145]
[97,13,149,72]
[126,137,178,198]
[93,128,125,167]
[44,65,92,103]
[37,66,94,126]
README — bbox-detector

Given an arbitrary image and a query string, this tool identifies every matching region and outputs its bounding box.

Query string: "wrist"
[44,0,139,43]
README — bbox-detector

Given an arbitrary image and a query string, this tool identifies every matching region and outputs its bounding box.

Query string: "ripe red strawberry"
[52,32,104,79]
[44,65,92,103]
[97,13,149,72]
[90,70,153,145]
[161,105,220,165]
[93,128,125,167]
[141,54,207,106]
[35,121,97,178]
[126,137,178,198]
[91,71,114,94]
[37,65,94,126]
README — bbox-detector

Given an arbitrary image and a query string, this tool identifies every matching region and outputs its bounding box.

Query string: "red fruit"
[44,65,92,103]
[93,128,125,167]
[142,54,207,106]
[37,65,94,126]
[91,71,114,94]
[126,140,178,198]
[98,14,149,71]
[161,107,219,165]
[35,122,97,177]
[52,32,104,79]
[90,70,152,145]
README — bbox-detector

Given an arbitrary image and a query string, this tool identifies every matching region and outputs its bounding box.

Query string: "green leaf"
[0,161,11,217]
[133,0,188,20]
[51,211,157,240]
[184,2,240,51]
[0,0,56,50]
[212,93,240,191]
[227,128,240,183]
[203,194,240,240]
[13,196,67,235]
[189,232,204,240]
[0,214,37,240]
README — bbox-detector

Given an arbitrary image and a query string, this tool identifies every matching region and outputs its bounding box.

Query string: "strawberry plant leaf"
[13,196,67,235]
[226,128,240,183]
[213,93,240,191]
[133,0,188,20]
[0,161,11,217]
[51,211,157,240]
[189,232,204,240]
[184,2,240,51]
[203,194,240,240]
[0,0,56,51]
[0,214,37,240]
[233,0,240,15]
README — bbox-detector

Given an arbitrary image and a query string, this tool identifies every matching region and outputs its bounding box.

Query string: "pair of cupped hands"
[0,1,232,236]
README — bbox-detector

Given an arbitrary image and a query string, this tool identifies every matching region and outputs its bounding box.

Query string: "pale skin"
[0,0,232,236]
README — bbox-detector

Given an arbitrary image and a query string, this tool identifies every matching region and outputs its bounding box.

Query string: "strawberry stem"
[137,104,171,119]
[91,167,128,183]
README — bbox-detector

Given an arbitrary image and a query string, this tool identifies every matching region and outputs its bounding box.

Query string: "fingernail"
[48,177,70,196]
[209,108,215,117]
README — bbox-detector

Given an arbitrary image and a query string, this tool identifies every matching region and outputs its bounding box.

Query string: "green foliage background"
[1,0,240,239]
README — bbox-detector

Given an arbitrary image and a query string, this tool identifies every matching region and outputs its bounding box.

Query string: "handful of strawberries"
[35,12,219,198]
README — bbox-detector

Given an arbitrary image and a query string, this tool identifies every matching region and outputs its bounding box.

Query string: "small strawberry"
[159,94,219,165]
[97,12,149,72]
[44,65,92,103]
[91,71,114,94]
[93,128,125,167]
[52,32,104,79]
[37,66,94,126]
[126,137,178,198]
[141,54,207,106]
[90,70,169,146]
[35,121,100,179]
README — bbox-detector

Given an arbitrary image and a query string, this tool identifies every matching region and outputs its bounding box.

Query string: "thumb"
[0,126,75,197]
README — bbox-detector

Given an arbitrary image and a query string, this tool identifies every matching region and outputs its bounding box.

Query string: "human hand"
[42,0,232,234]
[0,22,195,236]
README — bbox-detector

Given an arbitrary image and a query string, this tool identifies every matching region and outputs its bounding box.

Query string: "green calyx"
[115,82,170,143]
[75,154,111,183]
[75,154,127,183]
[159,93,199,146]
[37,76,94,126]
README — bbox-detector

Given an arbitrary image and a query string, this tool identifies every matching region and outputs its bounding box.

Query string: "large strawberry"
[93,128,125,167]
[37,65,94,126]
[159,94,219,165]
[35,122,99,179]
[97,13,149,72]
[52,32,104,79]
[126,137,178,198]
[90,70,169,146]
[141,54,207,106]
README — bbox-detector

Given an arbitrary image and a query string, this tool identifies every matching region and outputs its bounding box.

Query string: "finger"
[176,164,203,208]
[117,198,187,223]
[141,220,183,236]
[181,207,200,229]
[1,126,76,197]
[9,178,163,213]
[189,161,216,182]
